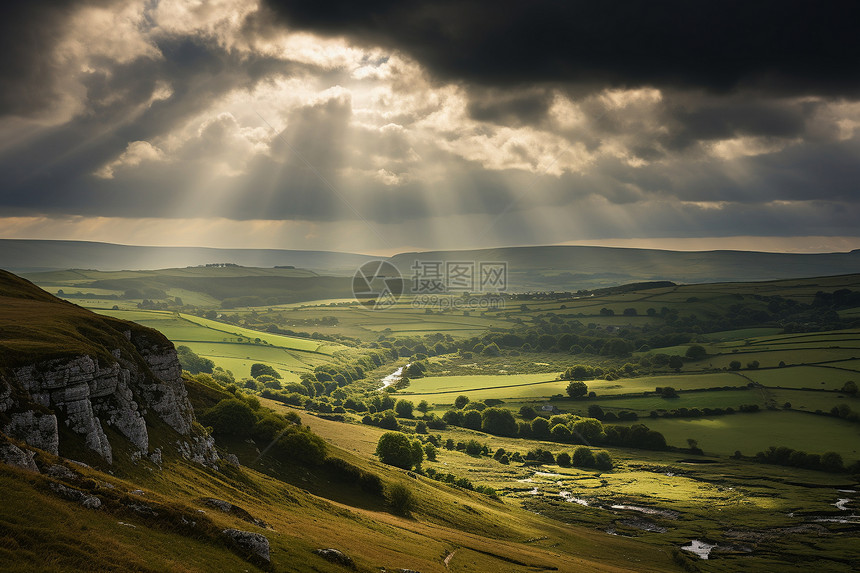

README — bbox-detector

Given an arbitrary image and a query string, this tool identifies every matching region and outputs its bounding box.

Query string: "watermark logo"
[353,258,508,311]
[352,260,404,309]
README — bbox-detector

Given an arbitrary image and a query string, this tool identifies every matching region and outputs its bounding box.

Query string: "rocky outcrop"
[222,529,271,563]
[4,410,59,456]
[201,497,269,528]
[314,548,355,568]
[0,442,39,472]
[1,333,216,467]
[50,482,102,509]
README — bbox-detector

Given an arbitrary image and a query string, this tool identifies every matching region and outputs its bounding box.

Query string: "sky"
[2,0,860,255]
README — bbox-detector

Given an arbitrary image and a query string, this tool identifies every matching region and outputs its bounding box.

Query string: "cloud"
[262,0,860,96]
[0,0,859,251]
[94,140,165,179]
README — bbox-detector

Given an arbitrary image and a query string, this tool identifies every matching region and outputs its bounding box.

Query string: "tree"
[592,450,613,470]
[550,423,572,441]
[454,395,470,409]
[404,362,426,378]
[668,355,684,372]
[463,409,483,430]
[821,451,844,472]
[519,405,538,420]
[395,399,414,418]
[571,446,595,468]
[481,408,518,436]
[685,345,707,360]
[841,380,858,394]
[530,416,550,438]
[729,360,742,371]
[556,452,572,467]
[563,364,593,380]
[572,418,605,443]
[747,360,760,370]
[201,398,256,437]
[566,381,588,399]
[376,432,421,470]
[417,400,430,415]
[424,443,437,461]
[659,386,678,398]
[251,363,281,379]
[587,404,605,420]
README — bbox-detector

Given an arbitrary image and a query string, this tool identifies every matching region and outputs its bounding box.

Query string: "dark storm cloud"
[263,0,860,96]
[0,31,311,215]
[0,0,100,115]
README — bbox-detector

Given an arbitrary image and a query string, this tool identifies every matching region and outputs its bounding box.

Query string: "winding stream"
[379,365,407,390]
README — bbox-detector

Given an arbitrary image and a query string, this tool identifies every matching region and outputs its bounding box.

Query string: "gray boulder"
[222,529,270,563]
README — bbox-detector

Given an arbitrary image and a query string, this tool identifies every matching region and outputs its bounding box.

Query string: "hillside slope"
[0,270,681,572]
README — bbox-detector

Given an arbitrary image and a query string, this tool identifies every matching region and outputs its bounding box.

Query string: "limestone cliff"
[0,269,217,467]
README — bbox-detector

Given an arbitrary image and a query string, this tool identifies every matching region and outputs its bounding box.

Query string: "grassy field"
[92,308,346,380]
[278,403,860,572]
[614,410,860,460]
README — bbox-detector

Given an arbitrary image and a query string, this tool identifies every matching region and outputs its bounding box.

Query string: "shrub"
[464,439,483,456]
[359,472,384,496]
[556,452,571,467]
[387,483,415,516]
[454,395,470,409]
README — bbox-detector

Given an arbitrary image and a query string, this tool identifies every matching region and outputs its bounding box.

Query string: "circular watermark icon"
[352,260,404,310]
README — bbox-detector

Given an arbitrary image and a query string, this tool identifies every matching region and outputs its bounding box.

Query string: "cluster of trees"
[424,468,498,498]
[557,447,613,470]
[586,405,638,422]
[829,403,859,422]
[199,397,327,465]
[439,404,668,451]
[177,345,215,374]
[645,404,759,419]
[754,446,848,473]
